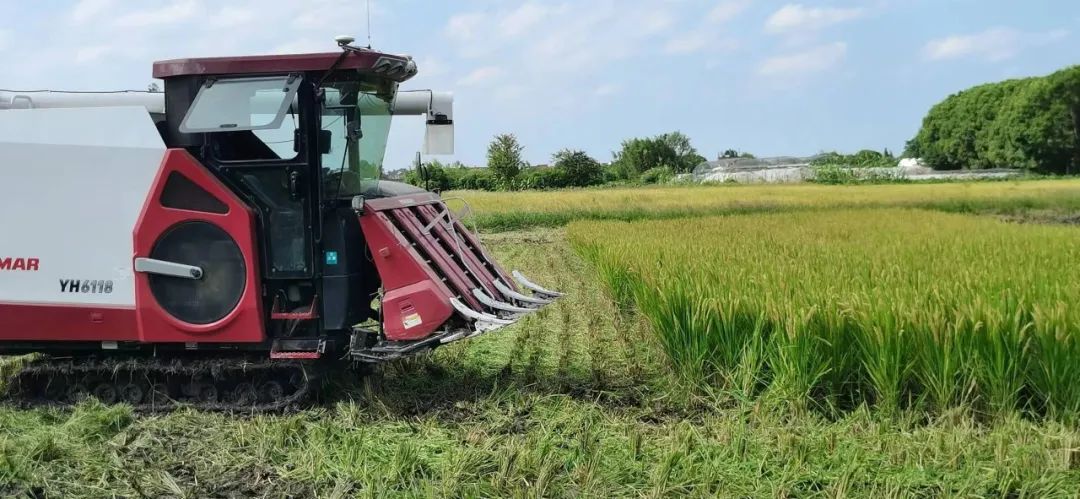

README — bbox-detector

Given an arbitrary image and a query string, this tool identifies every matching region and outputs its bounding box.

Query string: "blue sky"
[1,0,1077,169]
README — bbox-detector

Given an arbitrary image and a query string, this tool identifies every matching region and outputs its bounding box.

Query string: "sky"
[1,0,1078,169]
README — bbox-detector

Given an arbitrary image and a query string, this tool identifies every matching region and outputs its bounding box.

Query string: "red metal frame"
[269,351,321,360]
[270,295,319,320]
[387,207,485,311]
[415,204,509,300]
[359,193,526,341]
[453,216,515,289]
[359,210,455,341]
[0,302,138,342]
[132,149,265,344]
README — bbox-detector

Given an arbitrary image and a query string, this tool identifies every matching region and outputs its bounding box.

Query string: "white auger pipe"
[0,90,166,112]
[0,89,450,119]
[0,87,453,154]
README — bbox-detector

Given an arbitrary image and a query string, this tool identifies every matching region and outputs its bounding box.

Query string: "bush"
[639,166,675,184]
[811,150,896,168]
[402,160,451,191]
[810,163,859,184]
[452,167,498,191]
[907,66,1080,173]
[517,167,567,190]
[552,149,604,187]
[612,132,704,180]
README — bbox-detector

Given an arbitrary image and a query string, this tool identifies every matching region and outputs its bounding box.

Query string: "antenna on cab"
[366,0,373,49]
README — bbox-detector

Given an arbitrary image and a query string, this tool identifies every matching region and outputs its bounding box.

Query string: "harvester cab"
[0,39,561,409]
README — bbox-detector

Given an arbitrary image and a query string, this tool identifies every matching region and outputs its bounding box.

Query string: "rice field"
[4,227,1080,497]
[5,181,1080,496]
[448,178,1080,231]
[570,209,1080,421]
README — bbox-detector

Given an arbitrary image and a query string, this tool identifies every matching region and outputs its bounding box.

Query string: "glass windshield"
[321,78,395,199]
[180,75,301,133]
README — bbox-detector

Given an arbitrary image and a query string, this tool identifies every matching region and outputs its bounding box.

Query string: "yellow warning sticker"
[403,313,423,329]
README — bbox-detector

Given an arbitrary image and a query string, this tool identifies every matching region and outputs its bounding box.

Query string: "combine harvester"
[0,37,561,410]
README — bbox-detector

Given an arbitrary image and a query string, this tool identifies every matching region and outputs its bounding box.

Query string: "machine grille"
[148,222,246,324]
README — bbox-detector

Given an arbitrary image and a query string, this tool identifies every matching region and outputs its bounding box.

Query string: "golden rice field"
[449,178,1080,231]
[569,209,1080,421]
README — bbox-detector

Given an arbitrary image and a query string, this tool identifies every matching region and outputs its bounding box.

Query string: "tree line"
[402,131,708,191]
[906,65,1080,174]
[401,65,1080,192]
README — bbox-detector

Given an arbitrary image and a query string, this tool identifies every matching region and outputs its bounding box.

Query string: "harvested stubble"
[570,209,1080,420]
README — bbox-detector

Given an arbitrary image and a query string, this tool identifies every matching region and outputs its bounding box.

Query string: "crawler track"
[4,355,323,412]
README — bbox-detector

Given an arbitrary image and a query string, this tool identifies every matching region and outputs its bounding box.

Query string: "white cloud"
[765,4,864,35]
[444,2,680,66]
[268,38,332,55]
[112,0,198,28]
[665,29,734,54]
[493,84,528,102]
[499,3,552,39]
[292,0,380,31]
[75,44,114,64]
[923,27,1068,62]
[444,12,486,42]
[665,31,712,54]
[635,8,677,35]
[660,0,747,55]
[593,83,621,97]
[458,66,504,87]
[758,42,847,76]
[416,57,448,78]
[708,0,752,24]
[68,0,115,25]
[209,6,256,29]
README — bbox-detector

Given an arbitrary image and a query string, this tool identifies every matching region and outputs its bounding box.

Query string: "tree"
[487,133,526,187]
[721,149,756,159]
[907,65,1080,173]
[552,149,604,187]
[612,137,679,180]
[659,131,706,173]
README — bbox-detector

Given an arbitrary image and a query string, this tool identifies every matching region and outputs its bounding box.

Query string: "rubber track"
[4,355,322,413]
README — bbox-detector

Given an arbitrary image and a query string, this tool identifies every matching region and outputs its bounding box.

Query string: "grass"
[446,178,1080,231]
[3,227,1080,497]
[570,209,1080,422]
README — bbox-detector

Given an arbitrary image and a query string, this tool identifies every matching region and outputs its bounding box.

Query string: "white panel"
[0,107,165,149]
[0,107,165,306]
[423,124,455,155]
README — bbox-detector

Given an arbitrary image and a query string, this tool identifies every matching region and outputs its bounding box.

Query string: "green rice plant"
[767,311,834,411]
[570,209,1080,420]
[912,310,977,412]
[1028,304,1080,422]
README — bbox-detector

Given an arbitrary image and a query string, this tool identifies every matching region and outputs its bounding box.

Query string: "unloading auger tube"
[0,38,563,411]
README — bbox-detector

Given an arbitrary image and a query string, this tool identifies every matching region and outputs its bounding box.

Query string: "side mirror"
[317,129,333,155]
[414,152,431,191]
